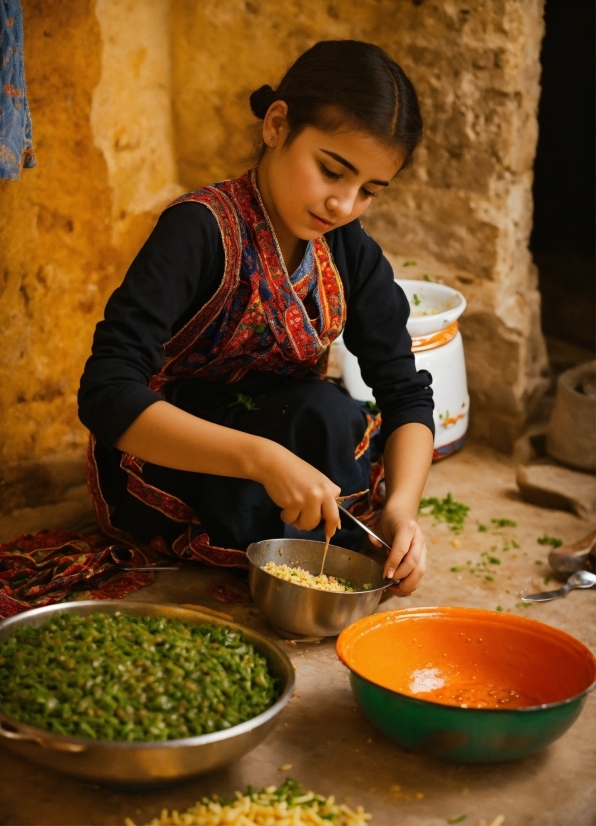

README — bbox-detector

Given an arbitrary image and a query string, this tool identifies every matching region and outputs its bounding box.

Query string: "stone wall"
[0,0,547,514]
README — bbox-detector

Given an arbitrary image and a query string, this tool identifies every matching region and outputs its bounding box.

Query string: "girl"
[79,40,434,595]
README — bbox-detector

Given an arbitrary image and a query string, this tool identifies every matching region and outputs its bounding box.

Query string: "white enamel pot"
[333,280,469,460]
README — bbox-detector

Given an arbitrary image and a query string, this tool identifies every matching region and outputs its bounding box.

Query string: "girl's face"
[258,104,405,245]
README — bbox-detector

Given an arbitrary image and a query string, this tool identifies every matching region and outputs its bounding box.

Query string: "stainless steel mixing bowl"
[0,600,294,787]
[247,538,392,637]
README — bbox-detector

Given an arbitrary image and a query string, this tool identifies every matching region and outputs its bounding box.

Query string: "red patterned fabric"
[0,530,154,619]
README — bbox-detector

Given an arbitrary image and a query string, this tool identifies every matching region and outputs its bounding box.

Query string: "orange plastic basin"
[337,607,596,710]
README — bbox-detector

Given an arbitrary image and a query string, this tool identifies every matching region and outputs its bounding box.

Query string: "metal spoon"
[521,570,596,602]
[337,504,392,551]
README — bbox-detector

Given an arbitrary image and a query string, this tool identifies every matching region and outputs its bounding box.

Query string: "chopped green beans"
[0,612,278,742]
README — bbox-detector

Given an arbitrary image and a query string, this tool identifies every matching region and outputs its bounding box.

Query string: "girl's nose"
[325,193,355,218]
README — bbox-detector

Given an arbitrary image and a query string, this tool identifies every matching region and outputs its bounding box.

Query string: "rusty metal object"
[548,529,596,582]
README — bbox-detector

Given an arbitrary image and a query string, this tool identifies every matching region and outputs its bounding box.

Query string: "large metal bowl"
[0,601,295,787]
[247,538,391,637]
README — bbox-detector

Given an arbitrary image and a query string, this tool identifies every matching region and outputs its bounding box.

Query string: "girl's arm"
[373,422,434,593]
[332,223,435,592]
[115,400,341,537]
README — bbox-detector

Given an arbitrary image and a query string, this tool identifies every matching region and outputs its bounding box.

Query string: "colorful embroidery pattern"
[149,169,346,392]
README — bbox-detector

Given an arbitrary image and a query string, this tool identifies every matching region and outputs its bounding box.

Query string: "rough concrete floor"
[1,444,595,826]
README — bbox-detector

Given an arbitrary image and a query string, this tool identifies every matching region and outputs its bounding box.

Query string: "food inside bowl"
[263,561,372,592]
[408,680,539,709]
[408,291,460,318]
[410,307,441,317]
[0,612,278,741]
[338,608,596,711]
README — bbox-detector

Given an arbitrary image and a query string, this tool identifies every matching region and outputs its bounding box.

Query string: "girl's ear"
[262,100,290,148]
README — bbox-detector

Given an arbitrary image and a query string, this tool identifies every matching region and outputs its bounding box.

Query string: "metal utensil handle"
[520,588,565,602]
[0,719,86,752]
[337,504,392,552]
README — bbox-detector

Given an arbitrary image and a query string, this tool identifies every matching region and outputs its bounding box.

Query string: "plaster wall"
[0,0,180,513]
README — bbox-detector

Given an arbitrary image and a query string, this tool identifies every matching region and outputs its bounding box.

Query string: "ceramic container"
[337,607,596,763]
[333,279,469,459]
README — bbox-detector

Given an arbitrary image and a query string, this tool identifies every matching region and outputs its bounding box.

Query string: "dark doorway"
[531,0,595,372]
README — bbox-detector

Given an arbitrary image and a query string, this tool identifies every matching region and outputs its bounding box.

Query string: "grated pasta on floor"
[124,779,372,826]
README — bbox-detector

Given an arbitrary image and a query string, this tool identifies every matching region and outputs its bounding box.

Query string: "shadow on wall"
[530,0,595,357]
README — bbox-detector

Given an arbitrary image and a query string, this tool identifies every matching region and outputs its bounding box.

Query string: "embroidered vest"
[149,168,346,393]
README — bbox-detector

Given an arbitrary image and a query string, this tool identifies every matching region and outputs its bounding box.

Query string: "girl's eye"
[361,189,378,199]
[320,164,342,181]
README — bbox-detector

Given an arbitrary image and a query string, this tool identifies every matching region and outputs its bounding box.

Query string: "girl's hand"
[257,442,341,537]
[371,508,427,595]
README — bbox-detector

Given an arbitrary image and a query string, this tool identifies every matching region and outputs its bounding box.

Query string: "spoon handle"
[521,580,576,602]
[337,505,392,552]
[521,587,566,602]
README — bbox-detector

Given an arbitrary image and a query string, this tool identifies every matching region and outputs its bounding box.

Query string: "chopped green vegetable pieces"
[491,518,517,528]
[412,293,421,306]
[423,274,432,281]
[447,816,467,825]
[496,605,503,612]
[537,534,563,548]
[450,566,464,572]
[227,393,259,411]
[0,612,278,742]
[418,492,470,533]
[403,260,417,266]
[477,523,488,532]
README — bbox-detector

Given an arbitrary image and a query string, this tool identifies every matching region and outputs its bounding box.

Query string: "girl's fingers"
[280,506,301,525]
[392,555,427,594]
[321,495,341,538]
[392,533,425,580]
[294,499,324,531]
[383,519,418,579]
[281,495,340,535]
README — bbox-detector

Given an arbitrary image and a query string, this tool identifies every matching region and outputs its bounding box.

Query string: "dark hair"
[249,40,423,167]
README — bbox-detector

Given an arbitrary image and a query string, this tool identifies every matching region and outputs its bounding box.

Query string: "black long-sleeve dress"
[79,170,433,565]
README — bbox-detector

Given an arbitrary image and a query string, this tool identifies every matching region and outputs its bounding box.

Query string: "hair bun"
[249,84,275,119]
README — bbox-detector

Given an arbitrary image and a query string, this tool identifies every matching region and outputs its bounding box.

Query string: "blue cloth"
[0,0,34,180]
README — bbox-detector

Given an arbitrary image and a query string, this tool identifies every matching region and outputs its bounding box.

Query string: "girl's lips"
[309,212,335,230]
